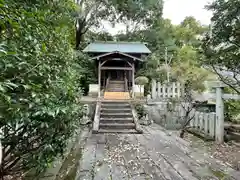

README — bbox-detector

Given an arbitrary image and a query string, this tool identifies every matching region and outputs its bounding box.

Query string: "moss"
[210,169,228,179]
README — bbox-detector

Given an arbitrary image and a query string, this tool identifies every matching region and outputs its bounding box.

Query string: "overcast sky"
[163,0,213,25]
[103,0,214,35]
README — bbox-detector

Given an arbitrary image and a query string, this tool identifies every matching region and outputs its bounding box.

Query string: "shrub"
[0,0,83,178]
[134,104,147,119]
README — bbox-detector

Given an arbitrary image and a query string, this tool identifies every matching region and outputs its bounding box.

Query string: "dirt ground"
[182,132,240,171]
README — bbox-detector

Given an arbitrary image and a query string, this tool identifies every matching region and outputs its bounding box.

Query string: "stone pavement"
[75,124,240,180]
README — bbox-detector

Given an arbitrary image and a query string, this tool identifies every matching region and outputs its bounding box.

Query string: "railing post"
[132,63,135,98]
[157,82,161,99]
[98,61,101,98]
[151,79,157,99]
[215,86,224,143]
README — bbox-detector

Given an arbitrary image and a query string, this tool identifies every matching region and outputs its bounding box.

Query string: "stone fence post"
[210,81,226,143]
[151,79,157,99]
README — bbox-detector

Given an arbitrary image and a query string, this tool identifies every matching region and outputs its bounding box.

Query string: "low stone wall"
[145,103,185,130]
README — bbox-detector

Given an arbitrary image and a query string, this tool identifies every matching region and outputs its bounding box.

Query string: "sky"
[163,0,213,25]
[103,0,214,35]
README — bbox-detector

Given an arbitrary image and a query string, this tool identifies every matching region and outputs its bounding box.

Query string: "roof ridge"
[83,41,151,54]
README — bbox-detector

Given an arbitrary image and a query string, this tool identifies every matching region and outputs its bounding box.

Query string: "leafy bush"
[134,104,147,119]
[135,76,149,86]
[0,0,83,178]
[76,52,97,95]
[224,87,240,123]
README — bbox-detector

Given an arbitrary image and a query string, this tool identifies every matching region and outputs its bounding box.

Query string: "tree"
[110,0,164,33]
[174,16,208,47]
[75,0,112,49]
[75,51,97,95]
[75,0,163,48]
[0,0,83,178]
[201,0,240,94]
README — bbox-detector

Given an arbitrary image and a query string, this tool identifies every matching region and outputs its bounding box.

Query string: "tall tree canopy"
[201,0,240,94]
[75,0,164,48]
[110,0,163,32]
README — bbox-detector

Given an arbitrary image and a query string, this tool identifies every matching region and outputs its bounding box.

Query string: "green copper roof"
[83,41,151,54]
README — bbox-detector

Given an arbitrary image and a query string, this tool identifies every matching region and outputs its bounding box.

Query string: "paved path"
[75,124,240,180]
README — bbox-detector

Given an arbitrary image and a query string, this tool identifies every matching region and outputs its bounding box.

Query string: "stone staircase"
[107,80,125,92]
[97,101,140,133]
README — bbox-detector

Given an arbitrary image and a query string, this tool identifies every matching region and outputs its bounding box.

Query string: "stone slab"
[76,124,240,180]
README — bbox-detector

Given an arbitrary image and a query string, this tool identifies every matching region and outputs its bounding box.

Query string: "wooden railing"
[124,77,128,92]
[105,77,110,91]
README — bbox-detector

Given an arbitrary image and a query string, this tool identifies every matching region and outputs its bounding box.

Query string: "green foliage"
[135,76,149,86]
[224,87,240,123]
[225,100,240,123]
[75,0,163,47]
[172,62,212,92]
[110,0,163,32]
[134,104,146,119]
[201,0,240,94]
[127,16,207,86]
[174,16,208,47]
[75,52,97,95]
[137,54,168,83]
[86,31,114,42]
[0,0,83,178]
[75,0,113,48]
[176,45,199,64]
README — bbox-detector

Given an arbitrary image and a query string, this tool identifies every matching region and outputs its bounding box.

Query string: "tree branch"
[212,65,240,94]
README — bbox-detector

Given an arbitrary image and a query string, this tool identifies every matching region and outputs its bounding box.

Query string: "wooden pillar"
[98,61,101,98]
[103,71,105,88]
[132,63,135,98]
[215,86,224,143]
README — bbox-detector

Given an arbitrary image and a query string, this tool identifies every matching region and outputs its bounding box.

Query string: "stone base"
[88,92,98,97]
[134,92,144,98]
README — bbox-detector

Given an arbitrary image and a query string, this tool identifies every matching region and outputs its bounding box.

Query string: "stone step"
[100,117,133,120]
[227,131,240,142]
[97,129,138,134]
[108,84,124,86]
[108,83,124,85]
[101,104,130,108]
[99,123,135,129]
[101,105,131,109]
[108,87,124,89]
[225,123,240,132]
[100,118,134,124]
[101,108,132,113]
[108,83,124,86]
[108,86,124,88]
[100,113,132,118]
[107,89,125,92]
[108,86,124,89]
[109,81,125,84]
[109,86,124,88]
[103,92,130,100]
[101,101,130,104]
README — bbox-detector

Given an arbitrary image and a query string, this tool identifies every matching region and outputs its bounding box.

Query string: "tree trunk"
[76,29,83,49]
[180,129,185,138]
[0,165,4,180]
